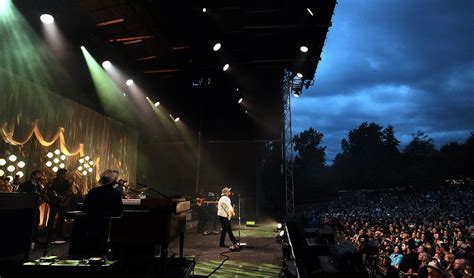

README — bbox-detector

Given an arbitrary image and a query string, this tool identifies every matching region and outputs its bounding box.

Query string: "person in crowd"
[46,169,72,239]
[389,245,404,268]
[82,169,123,256]
[0,177,12,192]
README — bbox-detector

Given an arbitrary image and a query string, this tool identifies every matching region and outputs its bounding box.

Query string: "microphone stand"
[136,182,169,198]
[237,194,246,248]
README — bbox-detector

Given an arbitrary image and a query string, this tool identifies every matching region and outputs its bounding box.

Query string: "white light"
[0,158,6,166]
[46,161,53,167]
[279,230,285,237]
[307,8,314,16]
[223,64,230,71]
[52,166,59,172]
[300,46,309,53]
[85,156,90,161]
[277,223,283,229]
[102,61,112,69]
[154,102,160,107]
[59,163,65,169]
[126,79,134,86]
[202,7,207,13]
[79,158,84,164]
[238,98,243,104]
[236,88,240,91]
[82,170,88,176]
[60,155,66,160]
[54,149,61,155]
[296,73,303,78]
[245,110,248,114]
[47,152,53,158]
[17,161,26,168]
[174,117,180,122]
[88,168,93,173]
[84,164,90,169]
[78,166,83,171]
[294,92,300,98]
[40,14,54,24]
[0,170,4,176]
[213,43,221,51]
[89,161,94,165]
[53,158,60,164]
[80,46,85,50]
[16,171,24,178]
[8,155,17,162]
[6,176,13,182]
[7,165,15,172]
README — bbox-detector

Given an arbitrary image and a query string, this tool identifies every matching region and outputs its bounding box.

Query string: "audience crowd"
[313,184,473,278]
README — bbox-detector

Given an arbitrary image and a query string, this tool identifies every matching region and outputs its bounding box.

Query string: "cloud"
[292,0,474,163]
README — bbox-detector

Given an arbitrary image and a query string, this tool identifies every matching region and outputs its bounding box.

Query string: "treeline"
[261,122,474,205]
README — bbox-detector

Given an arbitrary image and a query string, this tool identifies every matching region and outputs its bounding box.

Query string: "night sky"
[292,0,474,163]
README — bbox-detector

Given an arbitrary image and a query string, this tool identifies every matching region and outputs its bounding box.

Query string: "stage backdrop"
[0,69,137,193]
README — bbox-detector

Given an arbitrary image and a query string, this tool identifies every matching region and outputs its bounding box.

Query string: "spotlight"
[82,170,88,176]
[102,60,112,69]
[223,64,230,71]
[53,158,60,164]
[174,117,180,122]
[60,155,66,160]
[17,161,26,168]
[238,98,243,104]
[146,96,150,100]
[0,158,6,166]
[277,223,283,229]
[245,110,248,114]
[59,163,65,169]
[8,155,17,162]
[46,161,53,167]
[300,46,308,53]
[126,79,134,86]
[80,46,85,50]
[85,156,90,161]
[7,165,15,172]
[54,149,61,155]
[154,102,160,107]
[52,166,59,173]
[78,166,83,171]
[16,171,24,178]
[307,8,314,16]
[47,152,53,158]
[213,43,222,51]
[0,170,3,176]
[294,91,301,98]
[40,14,54,24]
[279,230,285,237]
[296,73,303,78]
[202,7,207,13]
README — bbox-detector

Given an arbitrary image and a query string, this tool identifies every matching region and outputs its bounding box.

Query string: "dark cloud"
[293,0,474,163]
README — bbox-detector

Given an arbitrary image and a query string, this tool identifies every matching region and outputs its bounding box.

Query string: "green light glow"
[81,46,133,121]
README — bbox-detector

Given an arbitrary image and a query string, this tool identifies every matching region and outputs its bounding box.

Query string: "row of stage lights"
[0,149,95,181]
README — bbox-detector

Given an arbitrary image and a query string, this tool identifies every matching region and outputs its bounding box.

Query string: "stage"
[170,221,282,277]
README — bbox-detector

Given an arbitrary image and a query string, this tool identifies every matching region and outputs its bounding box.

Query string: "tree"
[401,131,437,187]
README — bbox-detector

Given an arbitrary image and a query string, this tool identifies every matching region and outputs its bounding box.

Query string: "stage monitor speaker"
[0,193,38,262]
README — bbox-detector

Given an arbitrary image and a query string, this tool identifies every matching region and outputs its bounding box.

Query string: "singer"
[217,186,239,250]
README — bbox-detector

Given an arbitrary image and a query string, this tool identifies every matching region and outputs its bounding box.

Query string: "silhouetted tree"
[401,131,437,187]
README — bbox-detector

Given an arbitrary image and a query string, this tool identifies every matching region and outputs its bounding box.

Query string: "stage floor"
[170,221,282,277]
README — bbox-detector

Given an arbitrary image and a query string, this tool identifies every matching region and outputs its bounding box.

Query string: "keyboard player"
[82,169,123,256]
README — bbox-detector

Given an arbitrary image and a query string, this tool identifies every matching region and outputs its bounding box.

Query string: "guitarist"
[217,187,238,250]
[46,169,72,239]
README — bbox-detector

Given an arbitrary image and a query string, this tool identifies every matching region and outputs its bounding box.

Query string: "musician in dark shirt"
[83,169,123,256]
[46,169,72,239]
[18,170,46,243]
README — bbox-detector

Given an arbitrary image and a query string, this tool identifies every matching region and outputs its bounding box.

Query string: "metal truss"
[282,70,295,217]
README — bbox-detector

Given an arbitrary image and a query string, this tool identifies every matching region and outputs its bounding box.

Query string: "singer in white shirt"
[217,187,238,249]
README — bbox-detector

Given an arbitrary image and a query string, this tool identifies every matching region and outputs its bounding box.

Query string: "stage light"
[16,171,24,178]
[60,155,66,160]
[52,166,58,172]
[7,165,15,172]
[84,163,89,169]
[59,163,65,169]
[78,166,83,171]
[89,161,94,166]
[238,98,243,104]
[47,152,53,158]
[0,170,3,176]
[88,168,93,173]
[174,117,180,122]
[213,43,222,51]
[85,156,90,161]
[102,60,112,69]
[296,73,303,78]
[53,158,60,164]
[245,110,248,114]
[79,158,84,164]
[82,170,88,176]
[46,161,53,167]
[294,91,301,97]
[279,230,285,237]
[223,64,230,71]
[277,223,283,229]
[8,155,17,162]
[40,14,54,24]
[202,7,207,13]
[126,79,134,86]
[236,88,240,91]
[300,46,308,53]
[0,158,6,166]
[154,101,160,107]
[307,8,314,16]
[80,46,85,50]
[54,149,60,155]
[17,161,25,168]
